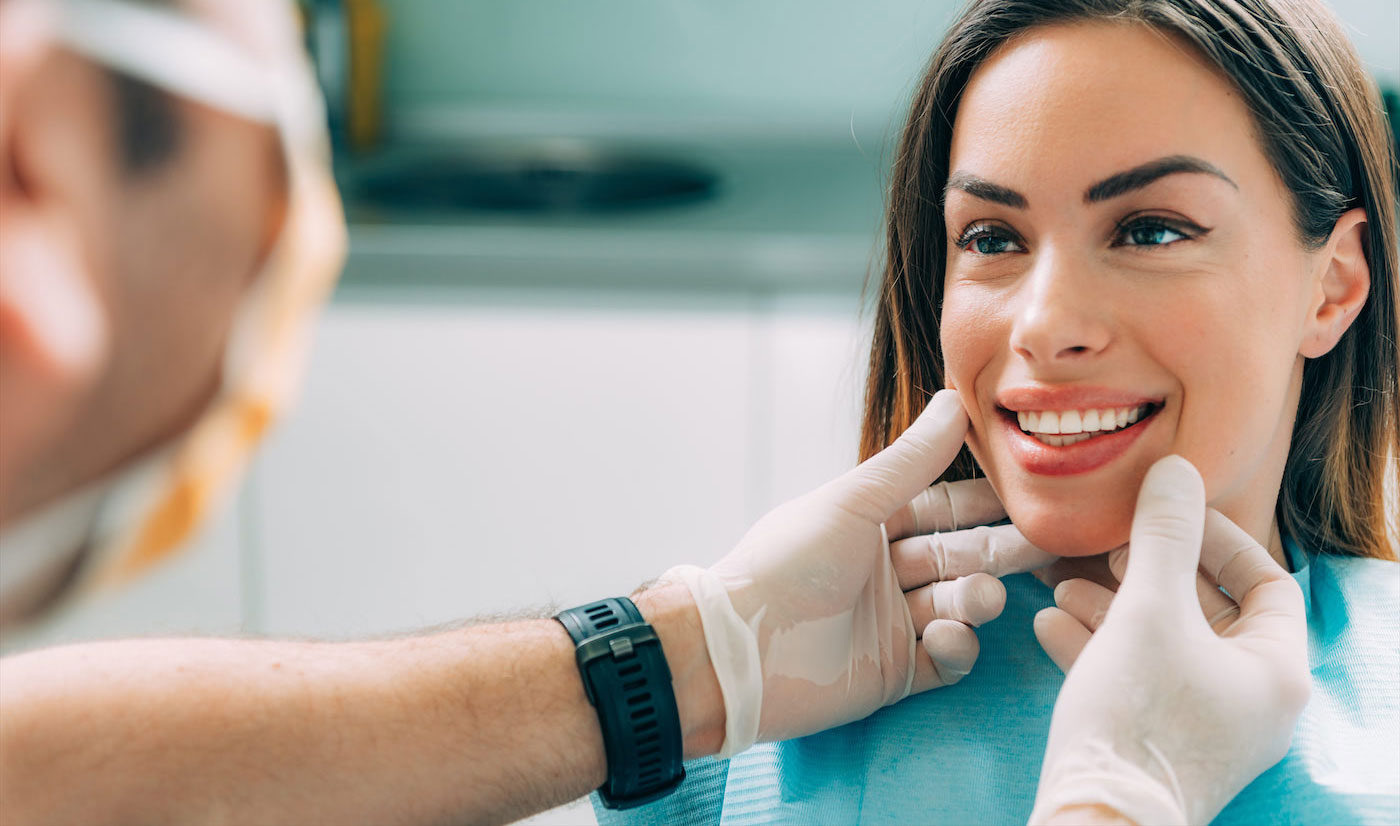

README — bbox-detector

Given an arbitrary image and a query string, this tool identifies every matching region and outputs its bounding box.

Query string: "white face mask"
[0,0,347,625]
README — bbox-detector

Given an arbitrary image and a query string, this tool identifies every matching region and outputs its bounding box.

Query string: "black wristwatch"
[555,597,686,809]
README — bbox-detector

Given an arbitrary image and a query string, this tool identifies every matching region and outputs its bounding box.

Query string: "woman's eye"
[1116,220,1191,248]
[958,227,1024,255]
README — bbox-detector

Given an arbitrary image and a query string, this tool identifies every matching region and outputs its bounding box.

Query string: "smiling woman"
[597,1,1399,823]
[865,3,1398,563]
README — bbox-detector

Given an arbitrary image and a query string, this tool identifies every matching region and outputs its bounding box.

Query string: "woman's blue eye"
[1119,221,1188,247]
[973,235,1013,254]
[959,227,1023,255]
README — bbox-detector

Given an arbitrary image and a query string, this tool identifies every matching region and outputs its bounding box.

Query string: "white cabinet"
[247,288,762,638]
[761,292,868,508]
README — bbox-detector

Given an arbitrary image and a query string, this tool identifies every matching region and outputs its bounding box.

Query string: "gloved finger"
[891,523,1055,591]
[886,477,1007,541]
[910,644,942,694]
[921,619,980,687]
[1033,607,1091,673]
[1199,509,1282,602]
[1198,510,1305,644]
[826,389,968,524]
[1195,569,1241,634]
[1052,578,1114,632]
[1117,543,1239,632]
[1036,554,1121,593]
[1117,455,1207,609]
[906,573,1006,632]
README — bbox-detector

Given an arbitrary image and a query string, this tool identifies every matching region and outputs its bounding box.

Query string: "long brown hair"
[860,0,1399,559]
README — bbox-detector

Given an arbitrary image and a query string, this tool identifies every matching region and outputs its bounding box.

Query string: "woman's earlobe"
[1299,207,1370,359]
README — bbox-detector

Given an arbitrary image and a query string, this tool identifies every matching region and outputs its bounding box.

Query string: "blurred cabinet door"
[247,288,756,638]
[761,292,867,511]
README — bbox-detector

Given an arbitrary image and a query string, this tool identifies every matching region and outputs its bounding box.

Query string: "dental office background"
[5,1,1397,820]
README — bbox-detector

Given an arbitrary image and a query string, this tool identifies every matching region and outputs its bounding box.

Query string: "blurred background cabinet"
[246,286,866,637]
[253,289,757,636]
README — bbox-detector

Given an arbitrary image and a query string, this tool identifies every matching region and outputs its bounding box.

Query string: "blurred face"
[940,22,1328,556]
[0,34,284,523]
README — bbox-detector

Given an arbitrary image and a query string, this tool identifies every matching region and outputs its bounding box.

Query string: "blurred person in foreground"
[0,1,1317,824]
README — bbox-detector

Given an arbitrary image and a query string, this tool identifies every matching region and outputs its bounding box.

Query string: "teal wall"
[376,0,1399,141]
[378,1,959,140]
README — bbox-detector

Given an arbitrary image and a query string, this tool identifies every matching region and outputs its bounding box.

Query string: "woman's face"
[940,22,1329,556]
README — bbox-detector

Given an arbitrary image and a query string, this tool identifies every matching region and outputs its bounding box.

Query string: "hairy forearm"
[0,584,721,825]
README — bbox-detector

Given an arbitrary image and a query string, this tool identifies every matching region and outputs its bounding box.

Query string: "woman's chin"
[1010,505,1133,557]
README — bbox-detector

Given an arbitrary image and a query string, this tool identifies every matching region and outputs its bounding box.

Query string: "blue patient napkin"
[598,541,1400,825]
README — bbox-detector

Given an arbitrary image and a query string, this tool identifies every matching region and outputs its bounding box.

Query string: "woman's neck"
[1266,520,1288,571]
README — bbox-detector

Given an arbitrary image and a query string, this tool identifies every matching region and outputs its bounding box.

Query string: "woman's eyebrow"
[943,174,1028,209]
[943,155,1237,210]
[1084,155,1238,203]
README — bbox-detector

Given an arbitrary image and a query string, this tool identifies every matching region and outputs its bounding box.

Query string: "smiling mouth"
[1011,403,1160,447]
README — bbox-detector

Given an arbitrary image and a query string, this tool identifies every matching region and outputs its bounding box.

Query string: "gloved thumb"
[827,389,969,523]
[1117,455,1207,608]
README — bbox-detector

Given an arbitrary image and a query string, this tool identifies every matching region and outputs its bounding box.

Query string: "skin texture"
[939,22,1370,560]
[0,584,725,826]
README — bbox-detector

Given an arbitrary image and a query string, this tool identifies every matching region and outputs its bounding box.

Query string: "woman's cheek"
[940,289,1001,469]
[939,288,980,387]
[940,286,1002,400]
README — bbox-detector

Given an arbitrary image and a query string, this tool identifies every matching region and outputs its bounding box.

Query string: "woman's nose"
[1008,251,1113,366]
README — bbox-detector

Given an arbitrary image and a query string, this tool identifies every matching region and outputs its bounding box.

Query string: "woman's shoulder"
[1300,546,1399,666]
[1307,547,1400,607]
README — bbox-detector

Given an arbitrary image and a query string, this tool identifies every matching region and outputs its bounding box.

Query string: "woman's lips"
[998,404,1159,476]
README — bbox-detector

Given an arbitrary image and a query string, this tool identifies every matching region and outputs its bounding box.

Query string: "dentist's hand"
[664,390,1053,756]
[1030,456,1311,826]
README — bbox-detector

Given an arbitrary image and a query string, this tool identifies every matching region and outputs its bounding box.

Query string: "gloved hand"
[1030,456,1311,825]
[663,389,1053,756]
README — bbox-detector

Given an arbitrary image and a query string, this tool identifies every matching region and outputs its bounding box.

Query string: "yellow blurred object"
[346,0,386,152]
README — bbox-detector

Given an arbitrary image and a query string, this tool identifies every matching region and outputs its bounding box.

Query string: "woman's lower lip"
[999,409,1156,476]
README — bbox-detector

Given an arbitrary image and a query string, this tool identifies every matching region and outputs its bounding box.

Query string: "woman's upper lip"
[995,385,1164,411]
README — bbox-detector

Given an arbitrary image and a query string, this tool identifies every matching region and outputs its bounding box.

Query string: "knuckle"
[925,534,952,581]
[1134,508,1201,543]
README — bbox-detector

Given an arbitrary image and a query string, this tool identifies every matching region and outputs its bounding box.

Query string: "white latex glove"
[1030,456,1311,826]
[664,390,1054,756]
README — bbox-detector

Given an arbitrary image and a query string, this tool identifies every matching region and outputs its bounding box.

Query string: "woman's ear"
[1299,207,1370,359]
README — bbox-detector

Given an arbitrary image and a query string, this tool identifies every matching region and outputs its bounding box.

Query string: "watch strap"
[555,597,686,809]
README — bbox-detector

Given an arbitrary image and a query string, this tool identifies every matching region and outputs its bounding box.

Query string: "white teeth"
[1033,431,1093,447]
[1015,403,1154,441]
